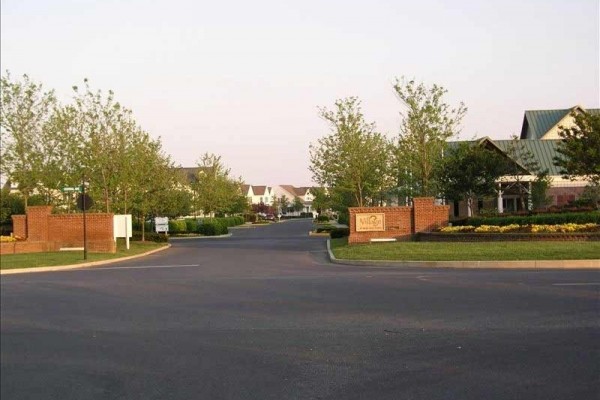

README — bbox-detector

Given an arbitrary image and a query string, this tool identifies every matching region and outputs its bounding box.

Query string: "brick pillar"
[12,215,27,238]
[26,205,52,242]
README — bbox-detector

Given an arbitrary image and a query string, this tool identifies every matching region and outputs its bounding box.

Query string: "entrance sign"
[356,213,385,232]
[155,217,169,233]
[113,215,132,249]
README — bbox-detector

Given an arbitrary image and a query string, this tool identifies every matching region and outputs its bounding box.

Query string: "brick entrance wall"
[349,197,450,244]
[2,207,116,255]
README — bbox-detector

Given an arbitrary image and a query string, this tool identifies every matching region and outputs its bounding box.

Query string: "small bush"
[337,212,349,226]
[330,228,349,238]
[185,219,199,233]
[316,215,329,222]
[169,219,187,234]
[198,219,228,236]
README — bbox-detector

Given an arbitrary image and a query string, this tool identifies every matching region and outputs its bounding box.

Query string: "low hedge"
[169,219,188,234]
[455,211,600,227]
[131,231,169,242]
[330,228,350,238]
[198,219,228,236]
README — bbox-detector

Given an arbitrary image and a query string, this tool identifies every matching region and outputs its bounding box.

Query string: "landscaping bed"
[330,238,600,261]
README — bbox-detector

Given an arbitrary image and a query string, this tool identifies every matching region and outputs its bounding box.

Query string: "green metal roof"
[493,139,562,175]
[448,138,563,175]
[520,107,600,140]
[520,109,571,140]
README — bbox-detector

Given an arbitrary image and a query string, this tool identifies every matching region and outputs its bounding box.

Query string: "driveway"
[1,219,598,399]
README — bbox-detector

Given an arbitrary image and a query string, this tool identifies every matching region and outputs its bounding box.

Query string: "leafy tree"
[310,187,331,214]
[192,153,241,216]
[392,77,467,197]
[0,72,57,206]
[279,195,289,213]
[310,97,391,208]
[554,111,600,185]
[68,79,140,212]
[438,143,507,217]
[503,135,543,211]
[292,196,304,213]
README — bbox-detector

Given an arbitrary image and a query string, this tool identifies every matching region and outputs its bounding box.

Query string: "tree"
[554,111,600,185]
[392,77,467,197]
[437,143,508,217]
[292,196,304,213]
[279,195,289,213]
[310,97,391,208]
[68,79,140,212]
[192,153,241,216]
[310,187,331,214]
[503,135,544,211]
[0,72,57,206]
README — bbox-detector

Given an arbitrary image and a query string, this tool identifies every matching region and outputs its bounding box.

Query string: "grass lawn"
[330,238,600,261]
[0,239,167,270]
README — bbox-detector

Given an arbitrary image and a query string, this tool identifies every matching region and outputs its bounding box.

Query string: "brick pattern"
[12,215,27,238]
[349,207,412,244]
[349,198,450,244]
[0,207,116,255]
[26,206,52,241]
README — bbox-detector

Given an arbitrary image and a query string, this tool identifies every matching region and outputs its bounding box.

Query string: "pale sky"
[2,0,599,186]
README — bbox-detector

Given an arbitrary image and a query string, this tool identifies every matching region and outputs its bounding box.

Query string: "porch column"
[497,183,504,214]
[527,181,533,211]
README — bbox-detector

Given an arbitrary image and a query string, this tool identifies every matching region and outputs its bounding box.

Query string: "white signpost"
[155,217,169,234]
[113,215,132,249]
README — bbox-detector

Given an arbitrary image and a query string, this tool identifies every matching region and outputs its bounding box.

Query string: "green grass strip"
[0,240,167,270]
[330,238,600,261]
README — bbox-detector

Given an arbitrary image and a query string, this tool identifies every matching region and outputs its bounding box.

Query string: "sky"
[2,0,599,186]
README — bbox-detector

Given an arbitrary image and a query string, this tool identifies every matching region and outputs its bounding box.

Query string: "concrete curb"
[169,233,232,240]
[326,240,600,269]
[0,244,172,275]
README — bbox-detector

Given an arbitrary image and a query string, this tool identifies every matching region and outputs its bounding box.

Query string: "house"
[241,185,275,205]
[273,185,315,215]
[449,105,598,218]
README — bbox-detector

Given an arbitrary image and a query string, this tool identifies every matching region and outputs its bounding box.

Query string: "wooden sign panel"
[356,213,385,232]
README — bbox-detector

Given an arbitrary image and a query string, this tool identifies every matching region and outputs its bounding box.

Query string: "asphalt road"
[1,219,599,399]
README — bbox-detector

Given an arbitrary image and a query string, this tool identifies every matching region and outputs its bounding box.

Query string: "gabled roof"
[241,184,251,196]
[277,185,311,197]
[252,185,269,196]
[176,167,209,184]
[520,106,600,140]
[520,108,571,140]
[493,139,561,175]
[450,138,562,175]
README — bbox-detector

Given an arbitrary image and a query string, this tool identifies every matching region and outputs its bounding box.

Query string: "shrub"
[185,219,199,233]
[316,215,329,222]
[330,228,349,238]
[337,212,349,226]
[169,219,187,234]
[131,231,169,242]
[198,219,228,236]
[1,235,16,242]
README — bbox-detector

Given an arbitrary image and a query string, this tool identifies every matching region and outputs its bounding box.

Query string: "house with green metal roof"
[448,105,598,218]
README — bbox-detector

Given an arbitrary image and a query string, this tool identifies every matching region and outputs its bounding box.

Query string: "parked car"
[265,214,275,221]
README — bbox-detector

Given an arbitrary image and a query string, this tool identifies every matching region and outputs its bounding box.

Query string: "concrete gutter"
[326,240,600,269]
[1,244,171,275]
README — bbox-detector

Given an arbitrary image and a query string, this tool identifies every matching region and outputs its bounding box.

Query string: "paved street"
[1,219,599,399]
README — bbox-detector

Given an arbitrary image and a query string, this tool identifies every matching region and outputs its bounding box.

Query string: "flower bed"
[439,223,599,234]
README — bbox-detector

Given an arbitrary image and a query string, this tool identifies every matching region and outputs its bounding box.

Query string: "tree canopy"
[392,77,467,197]
[554,111,600,185]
